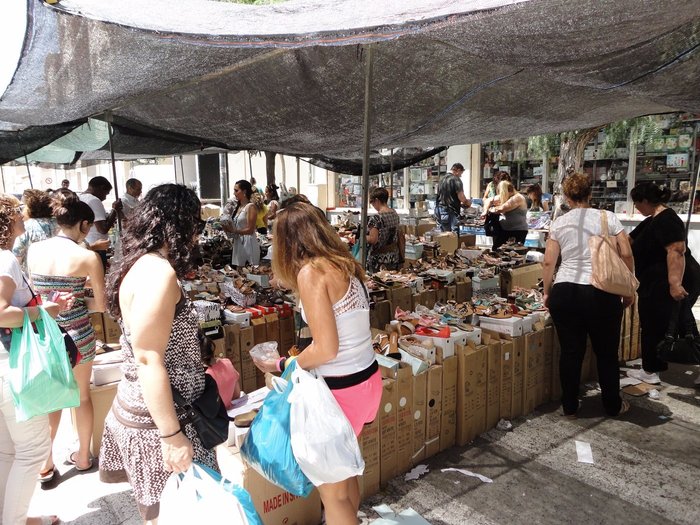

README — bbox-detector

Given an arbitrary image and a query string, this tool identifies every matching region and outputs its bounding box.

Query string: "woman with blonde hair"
[489,180,528,249]
[254,201,381,525]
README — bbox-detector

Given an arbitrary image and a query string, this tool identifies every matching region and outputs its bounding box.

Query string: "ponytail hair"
[51,189,94,227]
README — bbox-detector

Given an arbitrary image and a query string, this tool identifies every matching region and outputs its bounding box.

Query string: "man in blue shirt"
[435,163,471,232]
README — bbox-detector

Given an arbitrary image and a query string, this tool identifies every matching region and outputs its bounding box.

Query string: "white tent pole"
[23,155,33,189]
[0,164,6,193]
[359,44,375,268]
[104,111,122,233]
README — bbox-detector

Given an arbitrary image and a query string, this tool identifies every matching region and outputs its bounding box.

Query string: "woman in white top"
[543,173,633,418]
[254,201,381,525]
[0,194,68,525]
[223,180,260,266]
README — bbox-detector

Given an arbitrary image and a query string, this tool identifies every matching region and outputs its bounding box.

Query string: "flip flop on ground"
[67,452,93,472]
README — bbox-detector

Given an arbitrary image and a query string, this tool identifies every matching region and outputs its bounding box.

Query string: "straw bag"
[589,210,639,297]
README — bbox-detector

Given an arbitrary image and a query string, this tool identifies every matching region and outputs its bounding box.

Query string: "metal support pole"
[296,156,300,193]
[180,155,186,185]
[359,44,375,268]
[390,148,394,208]
[0,164,6,193]
[219,153,229,209]
[686,161,700,236]
[105,111,122,233]
[172,155,178,182]
[23,155,33,188]
[248,152,254,183]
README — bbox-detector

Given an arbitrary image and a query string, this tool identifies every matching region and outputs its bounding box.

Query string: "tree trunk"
[552,127,598,217]
[265,151,276,187]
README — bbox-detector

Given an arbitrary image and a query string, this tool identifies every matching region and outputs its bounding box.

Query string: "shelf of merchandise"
[480,140,555,196]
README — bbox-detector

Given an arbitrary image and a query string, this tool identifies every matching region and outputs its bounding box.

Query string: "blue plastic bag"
[159,463,262,525]
[240,360,314,497]
[351,242,362,262]
[9,307,79,421]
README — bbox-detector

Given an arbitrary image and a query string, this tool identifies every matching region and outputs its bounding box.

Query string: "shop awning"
[1,0,700,168]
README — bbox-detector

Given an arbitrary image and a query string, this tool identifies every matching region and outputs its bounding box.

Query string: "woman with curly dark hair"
[12,189,58,272]
[98,184,217,523]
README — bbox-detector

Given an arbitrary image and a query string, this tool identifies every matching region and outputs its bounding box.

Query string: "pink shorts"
[330,370,383,437]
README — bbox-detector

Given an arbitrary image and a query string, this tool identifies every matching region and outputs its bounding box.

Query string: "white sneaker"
[627,369,661,385]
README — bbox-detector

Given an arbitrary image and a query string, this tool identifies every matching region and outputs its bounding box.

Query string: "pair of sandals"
[39,452,93,484]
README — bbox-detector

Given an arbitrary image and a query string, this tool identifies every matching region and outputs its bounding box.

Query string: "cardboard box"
[435,232,458,254]
[542,326,554,403]
[511,336,525,418]
[446,285,457,301]
[411,293,422,311]
[390,286,413,315]
[455,278,472,303]
[102,313,122,344]
[523,329,544,414]
[239,327,257,394]
[278,314,295,355]
[387,364,414,476]
[435,287,448,303]
[264,313,280,347]
[422,289,437,309]
[485,340,501,430]
[411,371,427,465]
[251,317,267,346]
[223,324,242,372]
[478,315,524,336]
[500,263,543,297]
[379,378,398,487]
[499,340,514,419]
[370,300,392,330]
[359,418,380,499]
[458,233,477,248]
[424,365,443,458]
[217,447,322,525]
[439,356,458,451]
[73,382,118,457]
[455,344,488,446]
[551,327,562,402]
[89,312,105,342]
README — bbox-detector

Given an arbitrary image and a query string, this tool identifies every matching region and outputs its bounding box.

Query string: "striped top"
[32,273,96,363]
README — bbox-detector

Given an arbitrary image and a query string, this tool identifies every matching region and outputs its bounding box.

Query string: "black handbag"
[484,212,502,237]
[171,374,231,449]
[656,302,700,365]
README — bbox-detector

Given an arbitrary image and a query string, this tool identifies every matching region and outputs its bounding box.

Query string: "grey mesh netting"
[1,0,699,170]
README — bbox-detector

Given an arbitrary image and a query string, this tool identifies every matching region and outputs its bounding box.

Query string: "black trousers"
[637,290,700,373]
[549,283,624,416]
[493,229,527,250]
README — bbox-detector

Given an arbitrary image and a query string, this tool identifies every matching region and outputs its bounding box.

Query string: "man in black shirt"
[435,163,471,232]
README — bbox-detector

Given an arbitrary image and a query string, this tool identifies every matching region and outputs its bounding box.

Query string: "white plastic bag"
[288,366,365,486]
[159,464,253,525]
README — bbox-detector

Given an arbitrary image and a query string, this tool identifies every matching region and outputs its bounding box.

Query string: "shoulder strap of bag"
[170,385,190,409]
[600,210,610,238]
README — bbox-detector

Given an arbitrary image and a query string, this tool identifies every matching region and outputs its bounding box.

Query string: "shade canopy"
[1,0,699,169]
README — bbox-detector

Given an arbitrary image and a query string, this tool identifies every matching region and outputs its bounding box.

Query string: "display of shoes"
[626,369,661,385]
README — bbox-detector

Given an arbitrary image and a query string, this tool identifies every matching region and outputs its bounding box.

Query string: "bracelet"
[276,357,286,373]
[160,428,182,439]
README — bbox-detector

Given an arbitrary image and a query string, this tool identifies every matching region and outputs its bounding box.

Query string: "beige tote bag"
[589,211,639,297]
